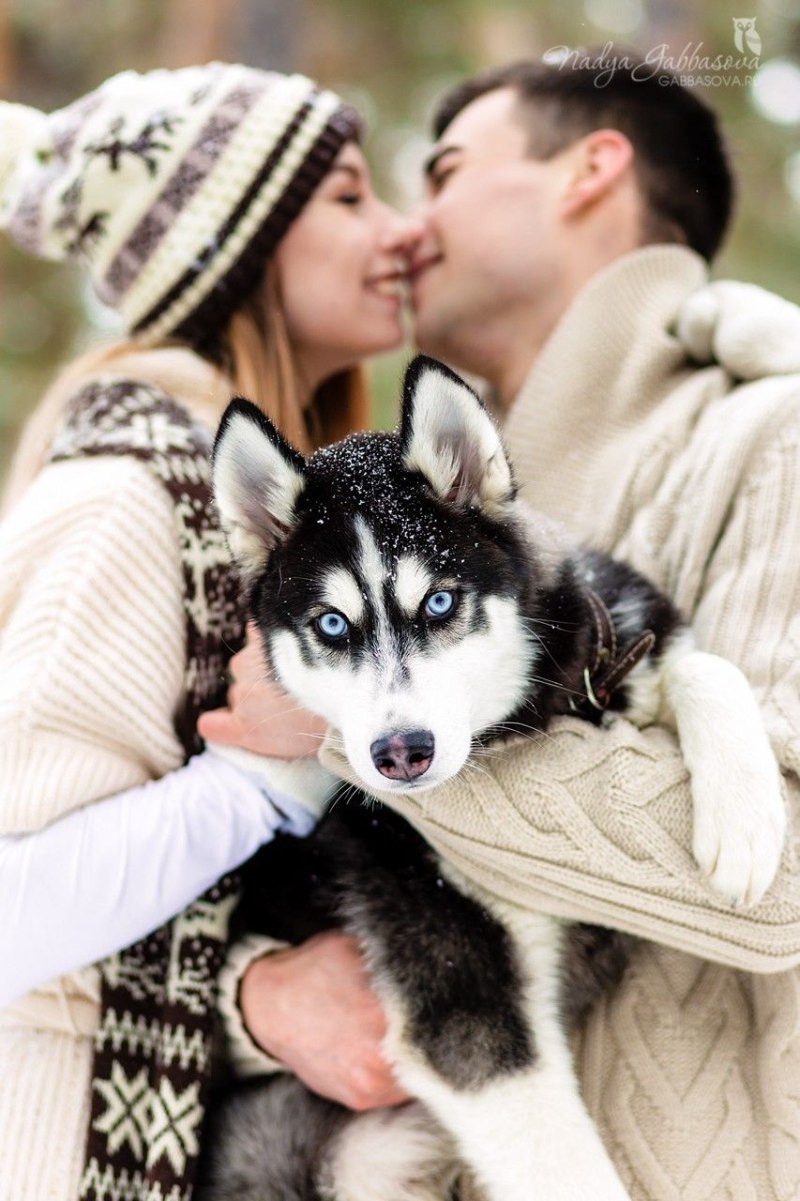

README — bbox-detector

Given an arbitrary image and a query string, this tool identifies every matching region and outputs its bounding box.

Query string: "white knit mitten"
[677,280,800,379]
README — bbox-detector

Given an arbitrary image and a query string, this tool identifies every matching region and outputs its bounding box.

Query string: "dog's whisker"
[462,760,495,785]
[327,783,361,813]
[527,629,570,675]
[480,723,560,748]
[521,615,583,632]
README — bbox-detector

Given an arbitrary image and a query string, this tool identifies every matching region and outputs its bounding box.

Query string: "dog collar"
[577,588,656,713]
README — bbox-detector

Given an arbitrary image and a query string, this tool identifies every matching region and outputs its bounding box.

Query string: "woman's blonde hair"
[2,262,370,514]
[222,263,369,454]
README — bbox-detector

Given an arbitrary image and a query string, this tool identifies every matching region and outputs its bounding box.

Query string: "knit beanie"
[0,64,361,347]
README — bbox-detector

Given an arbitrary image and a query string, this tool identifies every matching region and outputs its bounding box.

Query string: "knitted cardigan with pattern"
[49,379,244,1201]
[0,348,244,1201]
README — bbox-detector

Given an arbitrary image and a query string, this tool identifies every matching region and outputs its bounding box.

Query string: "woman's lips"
[365,270,409,303]
[368,276,406,298]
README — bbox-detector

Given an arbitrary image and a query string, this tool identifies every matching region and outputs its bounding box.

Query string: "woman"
[0,63,419,1201]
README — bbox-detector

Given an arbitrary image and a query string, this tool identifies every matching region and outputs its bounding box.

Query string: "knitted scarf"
[48,377,244,1201]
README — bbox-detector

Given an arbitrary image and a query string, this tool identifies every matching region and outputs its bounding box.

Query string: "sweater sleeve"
[0,457,343,1007]
[217,935,290,1077]
[0,751,298,1008]
[0,455,188,831]
[320,431,800,974]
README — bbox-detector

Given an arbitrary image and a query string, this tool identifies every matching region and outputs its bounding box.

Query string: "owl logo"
[733,17,761,56]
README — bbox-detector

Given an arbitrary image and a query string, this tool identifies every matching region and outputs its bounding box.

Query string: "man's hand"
[238,930,411,1111]
[197,624,327,759]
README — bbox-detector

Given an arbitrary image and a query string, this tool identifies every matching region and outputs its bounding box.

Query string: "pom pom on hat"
[0,65,361,349]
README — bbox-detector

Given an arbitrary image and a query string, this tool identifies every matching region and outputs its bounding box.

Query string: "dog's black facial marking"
[249,430,536,682]
[464,593,491,638]
[533,563,595,713]
[476,557,591,742]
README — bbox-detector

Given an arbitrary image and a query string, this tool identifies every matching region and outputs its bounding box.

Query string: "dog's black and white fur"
[197,357,785,1201]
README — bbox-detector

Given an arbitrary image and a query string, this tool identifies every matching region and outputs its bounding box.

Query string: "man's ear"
[212,398,306,580]
[399,356,515,516]
[559,128,634,217]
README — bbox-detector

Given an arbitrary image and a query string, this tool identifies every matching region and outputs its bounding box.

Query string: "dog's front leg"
[373,902,630,1201]
[384,1007,629,1201]
[340,816,629,1201]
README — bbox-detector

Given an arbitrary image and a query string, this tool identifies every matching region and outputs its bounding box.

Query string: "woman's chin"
[312,323,408,381]
[350,323,407,360]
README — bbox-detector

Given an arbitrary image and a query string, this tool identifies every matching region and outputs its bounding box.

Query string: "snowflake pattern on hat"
[0,65,360,347]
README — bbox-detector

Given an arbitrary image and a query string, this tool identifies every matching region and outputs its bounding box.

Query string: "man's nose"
[381,209,426,257]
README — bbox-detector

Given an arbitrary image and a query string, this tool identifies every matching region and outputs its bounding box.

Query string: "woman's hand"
[197,624,327,759]
[239,930,411,1111]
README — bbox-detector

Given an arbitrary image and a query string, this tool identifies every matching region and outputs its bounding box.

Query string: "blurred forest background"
[1,0,799,481]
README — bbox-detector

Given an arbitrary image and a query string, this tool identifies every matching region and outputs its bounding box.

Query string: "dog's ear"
[213,398,307,579]
[400,356,515,516]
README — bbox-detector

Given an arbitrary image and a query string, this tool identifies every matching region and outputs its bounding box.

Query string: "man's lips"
[408,253,442,282]
[408,255,443,304]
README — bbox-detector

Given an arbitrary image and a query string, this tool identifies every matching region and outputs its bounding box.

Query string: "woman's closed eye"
[336,190,364,207]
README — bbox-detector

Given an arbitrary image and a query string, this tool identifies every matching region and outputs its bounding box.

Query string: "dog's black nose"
[370,730,435,781]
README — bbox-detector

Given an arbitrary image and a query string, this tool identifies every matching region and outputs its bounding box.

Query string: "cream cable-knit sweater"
[319,247,800,1200]
[0,348,239,1201]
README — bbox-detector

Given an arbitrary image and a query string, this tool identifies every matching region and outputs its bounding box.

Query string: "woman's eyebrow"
[328,164,362,182]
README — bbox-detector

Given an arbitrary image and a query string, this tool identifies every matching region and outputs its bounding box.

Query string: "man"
[207,58,800,1198]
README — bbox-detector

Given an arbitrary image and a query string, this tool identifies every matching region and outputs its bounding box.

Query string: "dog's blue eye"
[315,612,349,641]
[424,590,455,620]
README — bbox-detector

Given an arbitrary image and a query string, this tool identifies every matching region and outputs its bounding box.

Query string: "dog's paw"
[692,775,786,907]
[667,648,787,908]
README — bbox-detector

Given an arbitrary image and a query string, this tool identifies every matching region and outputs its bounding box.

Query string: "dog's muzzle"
[370,730,435,782]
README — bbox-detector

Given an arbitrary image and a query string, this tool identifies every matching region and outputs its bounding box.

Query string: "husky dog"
[198,357,785,1201]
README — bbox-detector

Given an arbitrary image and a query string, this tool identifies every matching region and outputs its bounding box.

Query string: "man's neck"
[501,245,707,541]
[490,261,613,410]
[491,319,558,412]
[491,234,658,407]
[484,295,577,412]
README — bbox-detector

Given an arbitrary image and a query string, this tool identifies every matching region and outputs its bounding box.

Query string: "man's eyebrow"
[423,145,462,179]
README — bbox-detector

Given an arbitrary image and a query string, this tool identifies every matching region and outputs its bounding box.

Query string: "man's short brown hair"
[433,55,734,261]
